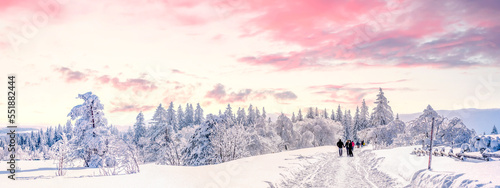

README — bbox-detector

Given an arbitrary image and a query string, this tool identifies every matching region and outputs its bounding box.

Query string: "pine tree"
[248,104,256,125]
[360,99,369,129]
[262,107,267,120]
[194,103,204,125]
[371,88,394,126]
[177,105,185,130]
[353,106,360,141]
[343,110,352,140]
[237,107,247,125]
[292,112,296,123]
[492,125,498,135]
[133,112,147,146]
[298,109,303,121]
[184,104,194,127]
[330,109,335,121]
[315,107,319,118]
[323,108,328,119]
[166,102,177,131]
[336,105,343,122]
[307,107,314,119]
[224,104,234,120]
[256,107,261,120]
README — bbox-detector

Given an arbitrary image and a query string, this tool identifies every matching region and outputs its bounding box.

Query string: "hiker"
[356,141,360,148]
[345,140,353,157]
[337,139,344,156]
[362,140,365,147]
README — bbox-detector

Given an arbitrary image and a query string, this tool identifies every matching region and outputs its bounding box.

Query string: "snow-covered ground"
[370,146,500,187]
[2,145,499,188]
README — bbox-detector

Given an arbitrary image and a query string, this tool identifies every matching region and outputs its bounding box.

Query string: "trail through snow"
[279,147,401,188]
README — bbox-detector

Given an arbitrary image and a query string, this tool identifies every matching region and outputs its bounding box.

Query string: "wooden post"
[428,117,435,170]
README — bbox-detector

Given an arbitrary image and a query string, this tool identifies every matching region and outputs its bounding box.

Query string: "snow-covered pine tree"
[330,109,335,121]
[262,107,267,120]
[292,112,296,123]
[133,112,146,146]
[298,109,303,121]
[184,104,194,127]
[307,107,314,119]
[67,92,110,168]
[166,102,177,132]
[343,110,352,140]
[371,88,394,126]
[237,107,247,125]
[248,104,256,125]
[224,104,234,121]
[315,107,319,118]
[336,105,343,122]
[144,104,167,162]
[177,105,185,130]
[194,103,204,125]
[323,108,328,119]
[353,106,360,141]
[492,125,498,135]
[64,120,73,140]
[183,114,218,166]
[360,99,369,129]
[256,107,261,120]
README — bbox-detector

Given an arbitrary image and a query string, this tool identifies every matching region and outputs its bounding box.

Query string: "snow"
[370,145,500,187]
[3,145,499,187]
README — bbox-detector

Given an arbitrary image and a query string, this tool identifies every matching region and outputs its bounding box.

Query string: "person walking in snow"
[337,139,344,156]
[345,140,353,157]
[356,141,360,148]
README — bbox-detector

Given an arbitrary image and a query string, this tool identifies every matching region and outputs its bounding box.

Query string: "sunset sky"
[1,0,499,128]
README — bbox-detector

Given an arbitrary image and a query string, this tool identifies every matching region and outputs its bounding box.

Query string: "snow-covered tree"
[166,102,177,131]
[211,122,250,163]
[323,108,328,119]
[183,114,218,166]
[306,107,314,119]
[194,103,204,125]
[360,99,369,130]
[292,112,296,123]
[492,125,498,135]
[262,107,267,120]
[177,105,185,129]
[184,104,194,127]
[237,107,247,125]
[275,113,295,150]
[67,92,110,168]
[247,104,256,125]
[343,110,352,140]
[371,88,394,126]
[133,112,147,146]
[330,109,335,121]
[297,109,303,121]
[315,107,319,118]
[224,104,234,121]
[336,105,343,123]
[51,133,70,176]
[353,106,360,141]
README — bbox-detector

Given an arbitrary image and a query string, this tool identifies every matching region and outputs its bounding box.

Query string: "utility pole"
[428,117,435,170]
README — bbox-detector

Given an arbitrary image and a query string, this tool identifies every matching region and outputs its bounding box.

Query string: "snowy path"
[279,148,400,188]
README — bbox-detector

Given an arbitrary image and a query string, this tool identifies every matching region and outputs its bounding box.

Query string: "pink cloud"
[205,83,297,104]
[236,0,500,70]
[55,67,87,83]
[110,101,155,113]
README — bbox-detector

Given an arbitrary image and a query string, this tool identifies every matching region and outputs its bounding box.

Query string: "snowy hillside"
[3,145,499,188]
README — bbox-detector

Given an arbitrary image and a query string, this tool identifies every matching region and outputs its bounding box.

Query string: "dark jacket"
[337,140,344,148]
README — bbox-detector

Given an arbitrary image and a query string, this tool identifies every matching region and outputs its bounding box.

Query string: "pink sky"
[0,0,499,128]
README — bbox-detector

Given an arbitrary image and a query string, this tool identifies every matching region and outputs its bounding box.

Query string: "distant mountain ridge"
[400,108,500,134]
